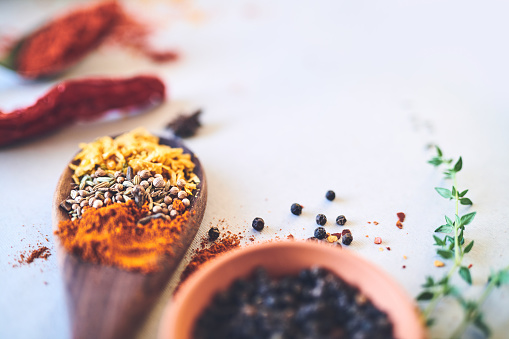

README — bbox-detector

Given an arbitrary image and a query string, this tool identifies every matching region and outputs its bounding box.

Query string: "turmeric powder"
[56,200,189,273]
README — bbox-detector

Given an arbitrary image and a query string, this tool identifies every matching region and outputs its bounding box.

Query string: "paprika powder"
[0,75,165,147]
[56,200,190,273]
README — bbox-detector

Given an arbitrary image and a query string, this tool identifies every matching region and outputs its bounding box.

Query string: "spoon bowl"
[52,136,207,339]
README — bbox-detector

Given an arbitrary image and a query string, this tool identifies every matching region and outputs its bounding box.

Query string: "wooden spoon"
[51,136,207,339]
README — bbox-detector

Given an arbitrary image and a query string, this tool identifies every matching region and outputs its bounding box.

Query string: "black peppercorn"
[314,227,327,239]
[290,203,303,215]
[252,217,265,231]
[342,232,353,245]
[316,214,327,226]
[336,215,347,226]
[325,190,336,201]
[208,227,220,241]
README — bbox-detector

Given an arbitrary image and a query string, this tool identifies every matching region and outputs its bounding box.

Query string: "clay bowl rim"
[158,240,426,339]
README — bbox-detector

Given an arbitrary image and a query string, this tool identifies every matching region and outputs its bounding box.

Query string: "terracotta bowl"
[159,241,426,339]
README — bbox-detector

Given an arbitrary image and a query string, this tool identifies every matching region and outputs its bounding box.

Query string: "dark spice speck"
[314,227,327,240]
[336,215,347,226]
[325,190,336,201]
[208,227,220,241]
[316,214,327,226]
[166,109,202,138]
[252,217,265,231]
[290,203,303,215]
[342,232,353,245]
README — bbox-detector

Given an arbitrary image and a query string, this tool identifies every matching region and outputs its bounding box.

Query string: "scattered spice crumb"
[373,221,379,225]
[403,255,407,260]
[14,246,51,267]
[374,237,382,245]
[365,235,369,238]
[327,235,338,243]
[287,234,295,240]
[378,247,384,252]
[434,260,445,267]
[386,247,391,251]
[367,222,371,224]
[166,109,202,138]
[468,264,473,269]
[397,212,406,222]
[396,220,403,229]
[402,265,406,269]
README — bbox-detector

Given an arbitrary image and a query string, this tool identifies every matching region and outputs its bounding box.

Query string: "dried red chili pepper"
[13,1,122,78]
[0,75,165,147]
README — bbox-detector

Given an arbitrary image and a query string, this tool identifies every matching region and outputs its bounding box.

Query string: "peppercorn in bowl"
[159,241,426,339]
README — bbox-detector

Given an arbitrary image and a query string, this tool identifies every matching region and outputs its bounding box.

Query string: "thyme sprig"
[417,146,509,338]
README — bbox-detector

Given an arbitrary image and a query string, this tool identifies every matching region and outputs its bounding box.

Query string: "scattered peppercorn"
[314,227,327,240]
[316,214,327,226]
[208,227,220,241]
[336,215,347,226]
[290,203,303,216]
[252,217,265,231]
[342,232,353,245]
[325,190,336,201]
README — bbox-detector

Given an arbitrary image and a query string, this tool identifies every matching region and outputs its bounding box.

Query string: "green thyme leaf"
[459,189,469,197]
[459,266,472,285]
[454,157,463,172]
[437,249,454,259]
[473,315,491,337]
[455,214,462,228]
[452,186,457,197]
[417,291,434,301]
[445,215,454,226]
[422,276,435,288]
[435,225,453,233]
[498,270,509,285]
[435,146,443,157]
[435,187,453,199]
[426,318,435,327]
[433,235,445,246]
[428,158,443,166]
[460,197,473,205]
[458,229,464,245]
[464,240,474,253]
[460,212,476,226]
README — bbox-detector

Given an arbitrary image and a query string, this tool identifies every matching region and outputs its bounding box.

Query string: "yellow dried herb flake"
[70,128,199,187]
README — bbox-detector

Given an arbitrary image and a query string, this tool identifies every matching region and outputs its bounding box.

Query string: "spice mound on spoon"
[52,128,207,339]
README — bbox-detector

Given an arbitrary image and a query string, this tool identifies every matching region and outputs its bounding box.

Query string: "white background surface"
[1,0,509,338]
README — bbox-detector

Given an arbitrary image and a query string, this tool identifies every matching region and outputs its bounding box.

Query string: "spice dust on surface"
[177,234,241,289]
[13,246,51,267]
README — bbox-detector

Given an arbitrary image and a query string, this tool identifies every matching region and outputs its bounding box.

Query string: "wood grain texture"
[51,137,207,339]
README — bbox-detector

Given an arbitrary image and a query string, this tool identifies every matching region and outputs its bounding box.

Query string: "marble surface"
[0,0,508,338]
